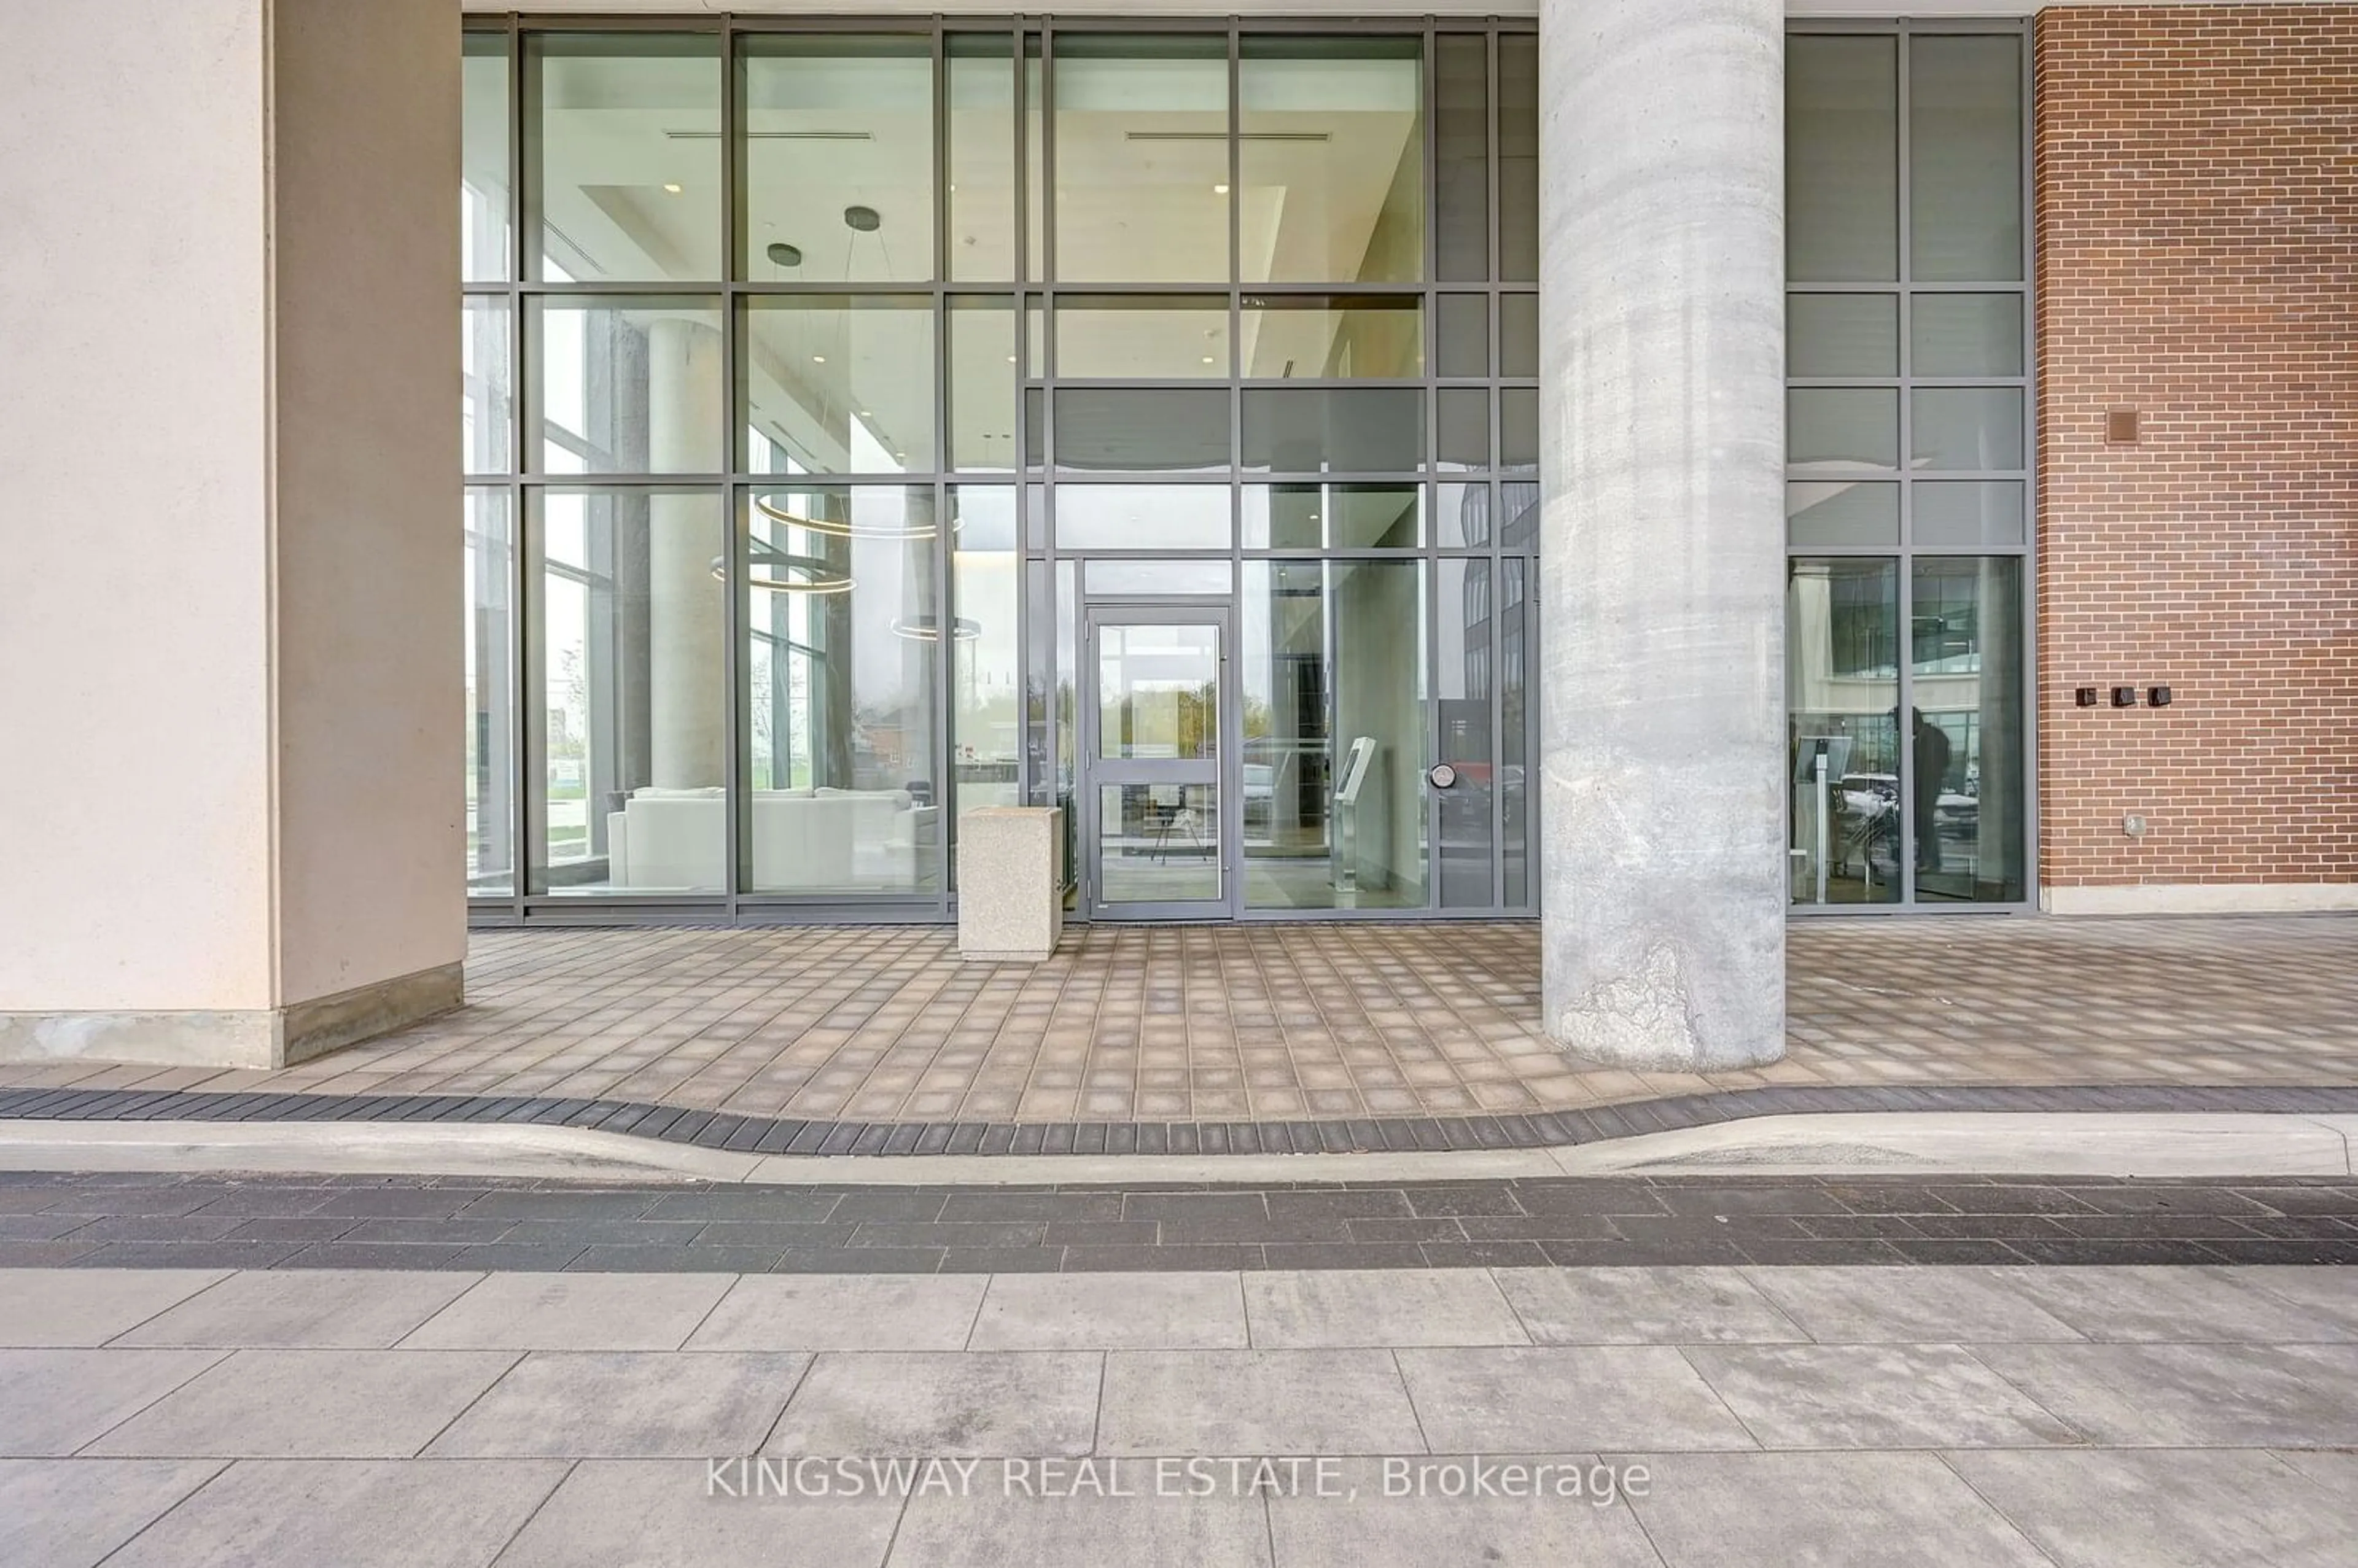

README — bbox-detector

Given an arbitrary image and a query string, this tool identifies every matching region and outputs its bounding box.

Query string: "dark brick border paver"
[6,1083,2357,1159]
[3,1170,2354,1271]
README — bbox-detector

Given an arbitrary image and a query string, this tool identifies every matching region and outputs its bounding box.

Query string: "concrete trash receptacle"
[957,807,1064,961]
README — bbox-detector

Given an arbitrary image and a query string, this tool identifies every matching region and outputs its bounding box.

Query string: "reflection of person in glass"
[1911,708,1952,874]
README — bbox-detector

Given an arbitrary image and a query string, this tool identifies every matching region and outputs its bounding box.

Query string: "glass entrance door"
[1080,606,1235,920]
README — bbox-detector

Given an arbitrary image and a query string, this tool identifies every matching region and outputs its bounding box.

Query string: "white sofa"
[605,786,938,891]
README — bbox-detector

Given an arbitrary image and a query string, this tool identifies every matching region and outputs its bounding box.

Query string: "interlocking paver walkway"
[5,915,2352,1125]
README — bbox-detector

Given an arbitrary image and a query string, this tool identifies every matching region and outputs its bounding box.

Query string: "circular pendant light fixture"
[709,540,855,595]
[890,616,982,644]
[753,494,949,542]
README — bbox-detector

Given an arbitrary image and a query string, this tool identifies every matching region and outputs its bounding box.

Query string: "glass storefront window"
[1241,296,1422,378]
[1789,389,1900,471]
[1910,36,2024,283]
[1241,388,1422,473]
[1433,35,1489,282]
[1053,36,1229,284]
[1239,37,1423,285]
[471,23,1544,918]
[951,488,1023,826]
[948,297,1019,473]
[465,489,515,895]
[1498,295,1539,379]
[463,298,512,476]
[742,485,941,893]
[1496,36,1539,281]
[1055,486,1231,551]
[1915,481,2025,548]
[1436,295,1487,378]
[1056,297,1231,378]
[1912,387,2026,472]
[529,298,725,475]
[1788,481,1900,548]
[740,296,935,475]
[947,35,1019,282]
[1243,484,1421,549]
[1912,294,2023,377]
[462,33,510,282]
[1498,389,1538,472]
[741,36,933,285]
[525,34,721,283]
[1789,295,1899,378]
[1053,389,1231,473]
[527,487,727,895]
[1912,557,2026,902]
[1436,389,1490,471]
[1434,557,1495,907]
[1787,557,1902,906]
[1242,560,1427,910]
[1433,481,1492,550]
[1786,26,2030,909]
[1787,35,1899,283]
[1498,558,1529,908]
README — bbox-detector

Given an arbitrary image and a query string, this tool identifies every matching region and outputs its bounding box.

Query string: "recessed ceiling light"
[1006,355,1018,364]
[859,409,873,417]
[663,182,683,195]
[1201,355,1215,364]
[1213,184,1229,195]
[812,355,827,363]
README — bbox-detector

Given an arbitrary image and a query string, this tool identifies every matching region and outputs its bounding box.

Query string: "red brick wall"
[2033,4,2358,893]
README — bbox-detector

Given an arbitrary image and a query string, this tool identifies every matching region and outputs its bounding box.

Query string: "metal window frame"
[1784,17,2038,918]
[464,12,1544,930]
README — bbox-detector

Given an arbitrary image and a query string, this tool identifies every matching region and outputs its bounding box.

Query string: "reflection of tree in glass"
[1115,681,1218,758]
[552,646,587,772]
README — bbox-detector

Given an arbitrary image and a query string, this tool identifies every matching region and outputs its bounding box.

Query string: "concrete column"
[1537,0,1787,1070]
[646,317,726,790]
[0,0,462,1069]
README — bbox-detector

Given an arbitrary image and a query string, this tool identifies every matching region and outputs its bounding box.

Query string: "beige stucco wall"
[0,0,461,1020]
[270,0,464,1005]
[0,0,276,1011]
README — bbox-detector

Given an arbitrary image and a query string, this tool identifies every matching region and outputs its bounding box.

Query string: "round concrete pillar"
[1538,0,1788,1070]
[647,315,726,791]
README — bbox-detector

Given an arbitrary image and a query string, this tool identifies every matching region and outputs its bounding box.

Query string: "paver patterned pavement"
[3,916,2352,1125]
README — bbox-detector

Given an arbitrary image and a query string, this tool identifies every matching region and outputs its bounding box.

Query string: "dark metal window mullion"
[932,20,954,911]
[503,14,527,921]
[1895,26,1917,905]
[1226,28,1247,912]
[720,20,744,914]
[1010,23,1033,814]
[1040,26,1058,552]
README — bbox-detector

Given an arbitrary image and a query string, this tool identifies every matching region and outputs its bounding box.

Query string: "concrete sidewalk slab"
[0,1268,225,1347]
[1944,1449,2358,1568]
[0,1458,224,1568]
[970,1272,1248,1351]
[494,1459,903,1568]
[95,1458,567,1568]
[1625,1452,2051,1568]
[79,1348,517,1459]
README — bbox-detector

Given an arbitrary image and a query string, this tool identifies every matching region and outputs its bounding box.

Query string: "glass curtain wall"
[464,18,1538,920]
[1786,24,2031,908]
